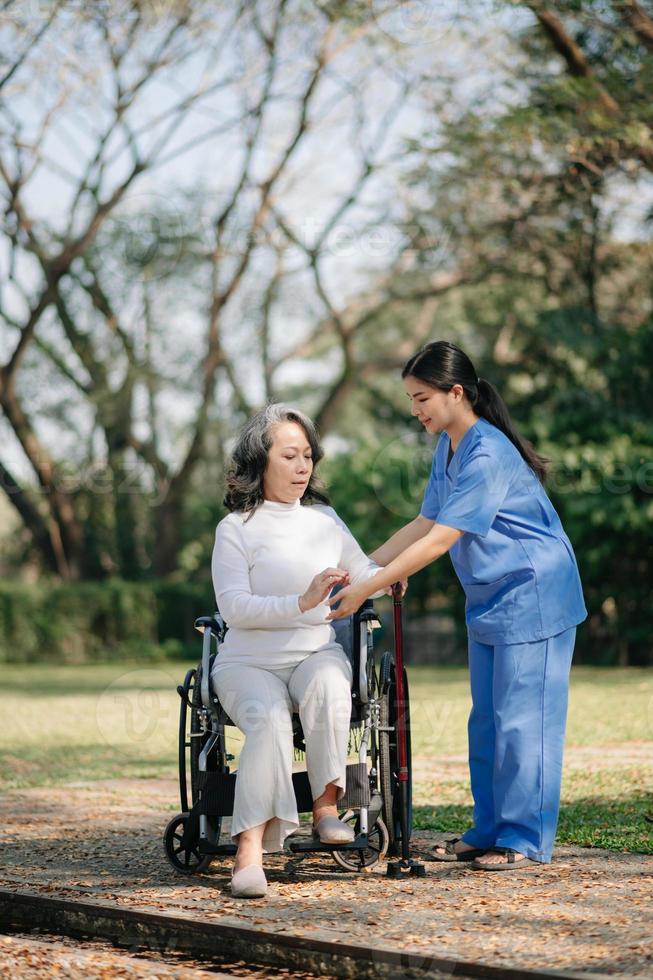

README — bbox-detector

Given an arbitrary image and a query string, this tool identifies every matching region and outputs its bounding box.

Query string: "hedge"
[0,579,647,665]
[0,579,214,664]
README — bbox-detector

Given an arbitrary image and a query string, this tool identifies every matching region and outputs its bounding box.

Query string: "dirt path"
[0,773,651,978]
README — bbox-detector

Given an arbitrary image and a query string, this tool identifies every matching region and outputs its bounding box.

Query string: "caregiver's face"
[263,421,314,503]
[404,374,458,434]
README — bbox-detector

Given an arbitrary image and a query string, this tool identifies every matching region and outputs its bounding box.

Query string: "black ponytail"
[402,341,548,483]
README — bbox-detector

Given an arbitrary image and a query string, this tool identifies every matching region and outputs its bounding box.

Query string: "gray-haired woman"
[211,404,383,898]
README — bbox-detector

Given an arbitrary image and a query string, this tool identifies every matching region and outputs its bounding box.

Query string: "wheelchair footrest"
[195,762,370,816]
[340,762,371,809]
[288,833,369,853]
[196,769,236,816]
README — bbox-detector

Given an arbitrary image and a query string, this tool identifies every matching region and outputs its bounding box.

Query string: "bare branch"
[65,10,194,232]
[0,0,65,91]
[261,248,285,401]
[525,3,620,112]
[0,457,62,575]
[73,259,138,367]
[34,335,91,394]
[525,3,653,171]
[0,281,61,390]
[211,1,288,253]
[615,0,653,51]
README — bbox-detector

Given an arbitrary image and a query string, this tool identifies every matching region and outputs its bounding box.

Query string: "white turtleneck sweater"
[211,499,383,668]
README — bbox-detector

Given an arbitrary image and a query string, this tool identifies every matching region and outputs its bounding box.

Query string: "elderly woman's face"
[263,421,314,503]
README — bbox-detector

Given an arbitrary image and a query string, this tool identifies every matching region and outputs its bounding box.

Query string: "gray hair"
[223,403,329,514]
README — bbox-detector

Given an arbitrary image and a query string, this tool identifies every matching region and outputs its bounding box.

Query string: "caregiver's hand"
[385,579,408,598]
[325,582,369,621]
[299,568,349,612]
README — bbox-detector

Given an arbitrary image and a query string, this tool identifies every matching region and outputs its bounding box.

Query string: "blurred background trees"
[1,0,651,664]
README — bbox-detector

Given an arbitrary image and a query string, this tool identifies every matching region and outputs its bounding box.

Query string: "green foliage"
[154,578,215,654]
[0,580,154,664]
[503,312,653,665]
[376,1,653,664]
[0,579,213,663]
[322,434,465,625]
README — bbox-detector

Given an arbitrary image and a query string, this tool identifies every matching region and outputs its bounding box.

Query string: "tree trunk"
[153,495,183,578]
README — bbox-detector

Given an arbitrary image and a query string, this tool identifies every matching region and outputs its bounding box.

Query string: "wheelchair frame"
[163,585,423,877]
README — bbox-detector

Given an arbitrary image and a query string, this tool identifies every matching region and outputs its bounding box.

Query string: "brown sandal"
[431,837,487,862]
[471,847,537,871]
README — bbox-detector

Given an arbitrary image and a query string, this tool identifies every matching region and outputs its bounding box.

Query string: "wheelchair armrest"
[356,598,381,629]
[194,615,223,636]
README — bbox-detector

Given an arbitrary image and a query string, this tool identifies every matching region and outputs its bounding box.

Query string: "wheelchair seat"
[195,600,379,732]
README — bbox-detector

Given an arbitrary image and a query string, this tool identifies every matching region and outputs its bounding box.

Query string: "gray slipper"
[230,864,268,897]
[312,814,356,844]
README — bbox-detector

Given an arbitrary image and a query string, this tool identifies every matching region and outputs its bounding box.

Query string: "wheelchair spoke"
[331,813,389,871]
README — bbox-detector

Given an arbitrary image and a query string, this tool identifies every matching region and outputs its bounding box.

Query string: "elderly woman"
[211,404,382,898]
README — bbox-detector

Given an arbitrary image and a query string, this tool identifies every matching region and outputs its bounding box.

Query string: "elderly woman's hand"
[299,568,349,613]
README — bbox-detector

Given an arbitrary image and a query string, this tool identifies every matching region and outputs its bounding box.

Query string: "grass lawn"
[1,661,651,853]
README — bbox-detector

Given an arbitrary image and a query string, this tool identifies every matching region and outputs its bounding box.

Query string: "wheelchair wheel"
[378,651,413,853]
[178,668,196,812]
[332,810,390,872]
[163,812,211,874]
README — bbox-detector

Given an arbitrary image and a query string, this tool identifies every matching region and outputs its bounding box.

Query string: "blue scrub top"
[420,418,587,645]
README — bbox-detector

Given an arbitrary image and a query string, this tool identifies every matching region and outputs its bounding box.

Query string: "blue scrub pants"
[460,627,576,863]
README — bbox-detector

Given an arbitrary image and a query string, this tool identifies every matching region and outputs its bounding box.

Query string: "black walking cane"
[387,582,425,878]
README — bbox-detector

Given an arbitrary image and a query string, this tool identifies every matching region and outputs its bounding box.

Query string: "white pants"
[211,645,353,853]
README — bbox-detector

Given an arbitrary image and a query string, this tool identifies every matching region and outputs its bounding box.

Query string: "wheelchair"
[163,586,417,875]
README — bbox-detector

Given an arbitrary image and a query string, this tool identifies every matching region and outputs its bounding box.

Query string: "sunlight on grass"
[1,660,652,855]
[407,665,653,754]
[414,766,653,854]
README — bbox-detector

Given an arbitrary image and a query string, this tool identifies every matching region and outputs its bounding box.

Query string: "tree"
[0,0,466,579]
[368,0,653,662]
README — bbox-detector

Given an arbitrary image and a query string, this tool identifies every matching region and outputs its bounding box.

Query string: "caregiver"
[327,340,587,871]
